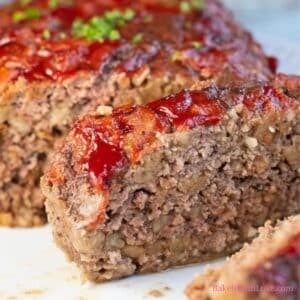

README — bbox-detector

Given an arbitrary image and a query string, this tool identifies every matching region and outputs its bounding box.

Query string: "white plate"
[0,7,299,300]
[0,225,224,300]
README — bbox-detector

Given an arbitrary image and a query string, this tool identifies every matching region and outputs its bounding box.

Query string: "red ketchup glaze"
[88,137,128,189]
[243,86,293,111]
[0,1,129,81]
[281,234,300,256]
[78,90,224,190]
[250,234,300,298]
[268,56,278,74]
[0,0,275,83]
[0,32,120,82]
[27,41,119,81]
[51,6,84,26]
[0,0,181,82]
[147,90,224,128]
[173,47,227,77]
[118,46,160,75]
[73,120,128,191]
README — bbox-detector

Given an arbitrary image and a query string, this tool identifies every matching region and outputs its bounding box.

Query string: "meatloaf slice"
[42,76,300,282]
[186,215,300,300]
[0,0,275,227]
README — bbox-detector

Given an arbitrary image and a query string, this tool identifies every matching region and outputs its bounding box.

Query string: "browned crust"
[275,73,300,99]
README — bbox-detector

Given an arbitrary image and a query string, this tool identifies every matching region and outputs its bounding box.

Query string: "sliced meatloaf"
[41,76,300,282]
[0,0,275,227]
[186,215,300,300]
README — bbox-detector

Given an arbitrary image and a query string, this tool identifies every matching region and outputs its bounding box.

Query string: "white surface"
[0,225,222,300]
[0,4,299,300]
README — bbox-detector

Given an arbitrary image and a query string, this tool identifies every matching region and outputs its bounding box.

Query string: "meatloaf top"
[0,0,275,84]
[43,75,300,228]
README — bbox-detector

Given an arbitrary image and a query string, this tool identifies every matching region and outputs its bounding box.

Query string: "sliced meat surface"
[42,77,300,282]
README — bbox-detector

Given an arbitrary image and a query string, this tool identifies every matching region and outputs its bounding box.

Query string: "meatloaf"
[41,76,300,282]
[186,215,300,300]
[0,0,275,227]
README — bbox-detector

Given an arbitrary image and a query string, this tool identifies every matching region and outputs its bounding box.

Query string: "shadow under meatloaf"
[0,0,275,227]
[186,215,300,300]
[42,76,300,282]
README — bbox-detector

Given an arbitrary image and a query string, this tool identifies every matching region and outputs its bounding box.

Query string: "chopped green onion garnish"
[13,7,41,23]
[192,41,202,49]
[132,33,143,44]
[180,1,191,12]
[180,0,204,13]
[104,9,122,22]
[123,8,135,21]
[109,29,121,41]
[191,0,205,10]
[72,9,136,42]
[42,29,51,39]
[48,0,59,9]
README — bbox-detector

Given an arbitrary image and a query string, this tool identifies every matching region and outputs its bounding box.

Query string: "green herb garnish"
[72,9,136,42]
[104,9,122,22]
[191,0,204,10]
[123,8,135,21]
[132,33,143,44]
[48,0,59,9]
[72,18,114,42]
[192,41,202,49]
[13,7,41,23]
[180,0,204,12]
[42,29,51,39]
[180,1,191,12]
[109,29,121,41]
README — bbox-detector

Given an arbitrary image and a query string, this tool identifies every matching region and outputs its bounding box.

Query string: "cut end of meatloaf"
[42,78,300,282]
[186,215,300,300]
[0,0,276,227]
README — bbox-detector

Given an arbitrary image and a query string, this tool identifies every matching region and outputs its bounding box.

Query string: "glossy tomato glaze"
[250,234,300,299]
[48,85,294,226]
[0,0,275,82]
